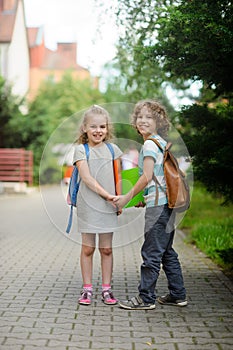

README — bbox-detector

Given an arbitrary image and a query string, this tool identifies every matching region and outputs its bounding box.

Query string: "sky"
[24,0,118,76]
[23,0,200,108]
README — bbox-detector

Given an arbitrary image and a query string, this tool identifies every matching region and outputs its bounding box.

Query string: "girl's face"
[136,106,157,139]
[84,114,108,146]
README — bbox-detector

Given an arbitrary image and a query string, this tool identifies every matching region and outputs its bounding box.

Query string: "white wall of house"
[2,0,30,97]
[0,43,9,79]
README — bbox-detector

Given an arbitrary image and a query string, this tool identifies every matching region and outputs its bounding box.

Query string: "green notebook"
[121,167,145,208]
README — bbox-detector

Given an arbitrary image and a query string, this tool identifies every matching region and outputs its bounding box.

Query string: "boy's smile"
[136,106,157,139]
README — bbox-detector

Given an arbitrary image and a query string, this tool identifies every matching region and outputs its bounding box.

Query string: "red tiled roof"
[0,0,18,42]
[27,27,40,47]
[42,43,87,70]
[0,13,15,41]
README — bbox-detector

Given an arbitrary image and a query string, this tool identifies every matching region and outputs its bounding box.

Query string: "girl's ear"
[82,125,87,133]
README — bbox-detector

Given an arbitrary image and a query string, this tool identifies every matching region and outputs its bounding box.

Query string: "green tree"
[179,103,233,203]
[112,0,233,202]
[25,73,104,183]
[152,0,233,97]
[0,76,25,148]
[150,0,233,202]
[102,0,176,110]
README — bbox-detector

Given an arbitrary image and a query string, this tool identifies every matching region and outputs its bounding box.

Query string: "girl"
[73,105,122,305]
[113,99,187,310]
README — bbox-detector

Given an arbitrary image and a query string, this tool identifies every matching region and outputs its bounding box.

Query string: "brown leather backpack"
[148,138,190,212]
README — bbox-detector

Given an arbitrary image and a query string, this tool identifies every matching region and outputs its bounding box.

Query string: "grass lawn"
[179,183,233,277]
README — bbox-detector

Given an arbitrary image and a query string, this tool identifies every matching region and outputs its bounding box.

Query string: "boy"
[113,99,187,310]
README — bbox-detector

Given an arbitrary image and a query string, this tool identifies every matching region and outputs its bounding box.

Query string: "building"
[0,0,30,97]
[27,26,93,100]
[0,0,96,101]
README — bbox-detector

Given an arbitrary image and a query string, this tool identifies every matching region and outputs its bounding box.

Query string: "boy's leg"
[139,205,172,304]
[161,231,186,300]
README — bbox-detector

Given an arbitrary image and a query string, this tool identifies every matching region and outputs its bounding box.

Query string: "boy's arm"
[76,160,115,201]
[113,156,154,208]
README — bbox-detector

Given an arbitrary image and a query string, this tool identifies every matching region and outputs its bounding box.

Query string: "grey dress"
[73,142,122,234]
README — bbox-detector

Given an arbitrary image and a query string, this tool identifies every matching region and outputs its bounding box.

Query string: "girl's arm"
[76,160,114,201]
[113,156,154,208]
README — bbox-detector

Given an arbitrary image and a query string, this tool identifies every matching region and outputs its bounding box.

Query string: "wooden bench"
[0,149,33,186]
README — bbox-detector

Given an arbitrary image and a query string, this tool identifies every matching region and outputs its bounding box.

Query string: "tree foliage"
[26,74,105,183]
[1,71,143,184]
[152,0,233,97]
[179,103,233,203]
[111,0,176,107]
[0,77,24,148]
[113,0,233,202]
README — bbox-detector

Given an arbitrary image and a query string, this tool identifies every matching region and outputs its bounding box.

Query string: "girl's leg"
[98,233,113,285]
[80,233,96,284]
[99,233,117,305]
[79,233,96,305]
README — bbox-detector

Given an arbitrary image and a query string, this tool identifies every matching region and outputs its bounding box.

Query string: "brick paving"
[0,185,232,350]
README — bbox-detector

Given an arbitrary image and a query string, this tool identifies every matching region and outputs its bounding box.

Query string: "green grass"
[179,184,233,274]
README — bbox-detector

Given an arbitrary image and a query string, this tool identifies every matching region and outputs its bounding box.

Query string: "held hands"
[112,194,130,210]
[105,193,129,209]
[105,194,123,215]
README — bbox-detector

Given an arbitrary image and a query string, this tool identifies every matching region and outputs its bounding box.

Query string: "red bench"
[0,149,33,186]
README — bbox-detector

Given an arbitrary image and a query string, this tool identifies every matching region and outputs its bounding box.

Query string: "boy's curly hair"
[77,105,114,144]
[131,99,170,138]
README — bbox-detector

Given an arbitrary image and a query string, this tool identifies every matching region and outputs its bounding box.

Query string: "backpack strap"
[147,137,167,203]
[105,143,121,195]
[84,143,90,160]
[66,143,90,234]
[106,143,114,158]
[106,143,122,214]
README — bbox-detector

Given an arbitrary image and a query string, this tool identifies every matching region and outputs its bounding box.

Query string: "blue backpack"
[66,143,115,233]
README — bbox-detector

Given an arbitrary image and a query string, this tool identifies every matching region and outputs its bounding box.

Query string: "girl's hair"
[131,99,170,138]
[77,105,114,144]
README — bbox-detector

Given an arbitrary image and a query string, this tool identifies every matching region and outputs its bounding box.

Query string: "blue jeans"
[138,204,186,304]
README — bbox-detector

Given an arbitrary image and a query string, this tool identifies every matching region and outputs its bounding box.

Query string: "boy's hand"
[113,194,130,209]
[106,195,122,215]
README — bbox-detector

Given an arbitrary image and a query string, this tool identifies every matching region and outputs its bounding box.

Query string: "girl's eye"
[89,124,107,129]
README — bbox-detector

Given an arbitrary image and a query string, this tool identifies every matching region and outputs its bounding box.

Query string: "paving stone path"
[0,186,232,350]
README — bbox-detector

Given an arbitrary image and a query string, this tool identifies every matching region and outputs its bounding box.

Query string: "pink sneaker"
[102,290,118,305]
[78,289,92,305]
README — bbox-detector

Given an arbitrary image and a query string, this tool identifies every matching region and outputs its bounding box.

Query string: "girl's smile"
[84,114,108,146]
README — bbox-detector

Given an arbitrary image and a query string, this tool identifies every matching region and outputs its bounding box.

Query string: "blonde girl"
[73,105,122,305]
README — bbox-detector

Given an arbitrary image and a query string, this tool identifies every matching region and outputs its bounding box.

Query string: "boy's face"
[136,106,157,139]
[84,114,108,146]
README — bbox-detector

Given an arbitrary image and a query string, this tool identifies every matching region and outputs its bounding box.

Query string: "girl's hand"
[106,193,116,202]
